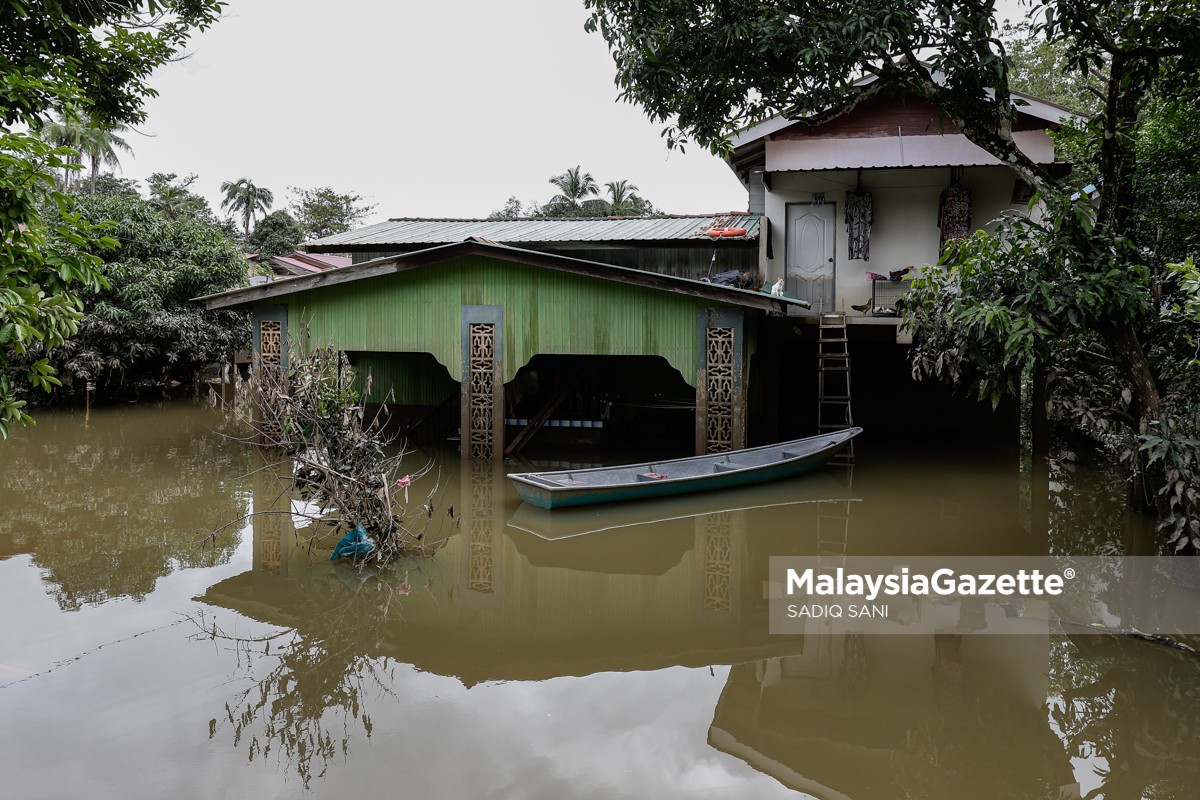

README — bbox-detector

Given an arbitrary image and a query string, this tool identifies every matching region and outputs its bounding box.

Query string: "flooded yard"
[2,403,1198,799]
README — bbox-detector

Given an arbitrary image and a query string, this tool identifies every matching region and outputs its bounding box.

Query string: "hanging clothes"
[845,190,873,260]
[938,184,972,250]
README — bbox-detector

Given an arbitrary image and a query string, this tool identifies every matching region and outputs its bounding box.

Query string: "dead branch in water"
[209,339,455,562]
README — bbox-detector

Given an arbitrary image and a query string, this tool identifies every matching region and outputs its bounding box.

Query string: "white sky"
[126,0,1033,226]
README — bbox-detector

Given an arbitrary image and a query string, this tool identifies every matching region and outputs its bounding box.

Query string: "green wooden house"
[199,240,806,460]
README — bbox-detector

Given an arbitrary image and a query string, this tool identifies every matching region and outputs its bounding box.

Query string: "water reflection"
[10,406,1200,797]
[711,636,1075,799]
[193,576,410,789]
[196,460,839,786]
[0,404,251,609]
[192,446,1108,796]
[1050,636,1200,799]
[1045,458,1160,556]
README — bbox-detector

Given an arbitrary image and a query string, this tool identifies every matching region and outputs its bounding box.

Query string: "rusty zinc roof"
[307,214,760,250]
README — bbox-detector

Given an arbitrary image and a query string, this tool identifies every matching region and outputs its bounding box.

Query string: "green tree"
[488,177,657,219]
[30,193,249,394]
[289,186,376,240]
[0,135,114,437]
[0,2,223,128]
[249,210,305,259]
[34,107,134,193]
[147,172,211,221]
[604,180,637,216]
[90,173,141,199]
[545,166,600,216]
[604,179,656,216]
[1002,20,1104,117]
[487,195,542,220]
[31,108,88,189]
[1003,21,1200,262]
[0,0,223,437]
[221,178,274,238]
[583,0,1200,523]
[1131,98,1200,264]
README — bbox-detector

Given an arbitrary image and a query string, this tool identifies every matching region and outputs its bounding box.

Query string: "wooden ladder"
[816,456,856,577]
[817,312,855,464]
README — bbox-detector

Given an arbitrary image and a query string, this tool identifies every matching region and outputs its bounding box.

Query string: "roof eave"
[196,241,806,314]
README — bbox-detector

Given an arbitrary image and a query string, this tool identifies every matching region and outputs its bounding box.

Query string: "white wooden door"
[786,204,835,314]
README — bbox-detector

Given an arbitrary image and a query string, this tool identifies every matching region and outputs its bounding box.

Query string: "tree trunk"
[1096,54,1151,234]
[1099,316,1162,514]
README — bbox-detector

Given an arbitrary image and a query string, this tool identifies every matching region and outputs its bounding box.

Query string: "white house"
[725,83,1078,322]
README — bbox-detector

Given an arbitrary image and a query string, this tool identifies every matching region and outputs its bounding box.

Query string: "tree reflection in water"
[1049,636,1200,800]
[185,442,1200,796]
[0,404,251,610]
[192,562,441,790]
[1041,446,1200,797]
[711,634,1075,800]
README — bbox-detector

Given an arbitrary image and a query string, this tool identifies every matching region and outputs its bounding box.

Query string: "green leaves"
[43,192,250,388]
[248,211,304,259]
[1,1,225,129]
[906,193,1152,410]
[1,131,111,436]
[1140,419,1200,550]
[2,2,225,437]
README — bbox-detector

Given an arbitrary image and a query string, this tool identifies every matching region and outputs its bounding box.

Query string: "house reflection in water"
[710,634,1080,799]
[205,456,1081,797]
[215,458,821,685]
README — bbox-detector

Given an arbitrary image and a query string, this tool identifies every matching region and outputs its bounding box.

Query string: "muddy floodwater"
[2,403,1198,799]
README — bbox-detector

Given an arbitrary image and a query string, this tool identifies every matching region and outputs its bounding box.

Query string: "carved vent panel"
[705,326,735,453]
[260,532,282,576]
[468,460,493,592]
[703,512,733,611]
[259,319,282,367]
[467,323,497,461]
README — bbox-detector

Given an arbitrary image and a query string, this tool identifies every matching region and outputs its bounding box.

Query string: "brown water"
[1,403,1198,799]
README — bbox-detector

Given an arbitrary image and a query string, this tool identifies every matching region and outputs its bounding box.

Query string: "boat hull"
[509,428,860,510]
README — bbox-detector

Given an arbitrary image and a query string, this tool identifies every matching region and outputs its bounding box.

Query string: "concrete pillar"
[461,306,505,461]
[696,307,748,454]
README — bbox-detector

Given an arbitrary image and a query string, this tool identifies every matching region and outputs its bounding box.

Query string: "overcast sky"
[126,0,1032,226]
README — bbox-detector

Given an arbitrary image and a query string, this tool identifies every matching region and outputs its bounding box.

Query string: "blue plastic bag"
[330,524,375,560]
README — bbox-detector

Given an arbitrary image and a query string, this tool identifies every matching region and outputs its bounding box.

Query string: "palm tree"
[80,124,132,193]
[546,166,600,216]
[34,107,132,191]
[151,183,202,221]
[605,180,643,216]
[221,178,274,237]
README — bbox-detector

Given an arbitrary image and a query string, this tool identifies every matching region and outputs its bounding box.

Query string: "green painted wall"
[348,351,457,405]
[284,255,732,387]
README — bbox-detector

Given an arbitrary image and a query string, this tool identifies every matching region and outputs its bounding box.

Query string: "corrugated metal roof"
[199,240,808,316]
[270,251,351,273]
[308,214,760,248]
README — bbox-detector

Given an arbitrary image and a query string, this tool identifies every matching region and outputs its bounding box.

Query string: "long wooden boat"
[508,427,862,509]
